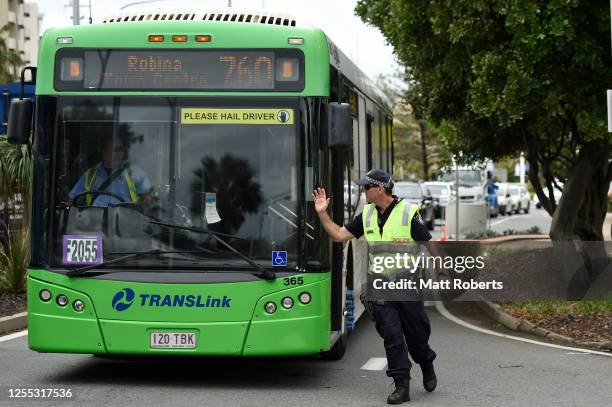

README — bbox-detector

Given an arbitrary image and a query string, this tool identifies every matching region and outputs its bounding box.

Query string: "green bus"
[8,9,393,358]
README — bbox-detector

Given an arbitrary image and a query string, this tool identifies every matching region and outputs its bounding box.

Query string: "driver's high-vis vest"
[362,199,421,278]
[84,167,139,205]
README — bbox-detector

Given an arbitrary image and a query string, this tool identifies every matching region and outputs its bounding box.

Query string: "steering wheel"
[71,190,127,206]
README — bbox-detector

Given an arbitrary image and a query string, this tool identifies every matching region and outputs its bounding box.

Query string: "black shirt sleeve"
[344,213,364,239]
[411,212,432,242]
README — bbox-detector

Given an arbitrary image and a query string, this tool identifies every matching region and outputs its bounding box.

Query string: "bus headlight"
[264,301,277,314]
[39,289,52,302]
[56,294,68,307]
[73,300,85,312]
[298,292,311,304]
[281,297,294,309]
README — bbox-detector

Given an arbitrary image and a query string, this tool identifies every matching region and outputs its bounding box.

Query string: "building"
[0,0,40,68]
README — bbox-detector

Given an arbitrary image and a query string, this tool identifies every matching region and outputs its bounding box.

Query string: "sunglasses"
[363,184,378,191]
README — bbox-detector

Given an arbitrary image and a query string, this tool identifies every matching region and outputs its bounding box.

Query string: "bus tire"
[322,331,348,360]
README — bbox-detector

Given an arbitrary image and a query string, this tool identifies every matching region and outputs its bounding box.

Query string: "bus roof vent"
[200,10,297,27]
[102,9,302,27]
[102,10,199,23]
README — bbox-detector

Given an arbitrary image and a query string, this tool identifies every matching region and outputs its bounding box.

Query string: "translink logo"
[111,288,232,311]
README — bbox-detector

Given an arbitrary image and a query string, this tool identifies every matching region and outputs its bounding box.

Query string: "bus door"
[330,134,350,332]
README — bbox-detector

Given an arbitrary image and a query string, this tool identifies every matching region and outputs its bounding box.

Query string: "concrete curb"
[478,234,549,244]
[476,300,612,352]
[0,312,27,336]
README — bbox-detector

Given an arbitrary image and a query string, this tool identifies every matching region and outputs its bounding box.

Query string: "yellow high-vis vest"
[84,167,139,205]
[362,199,421,278]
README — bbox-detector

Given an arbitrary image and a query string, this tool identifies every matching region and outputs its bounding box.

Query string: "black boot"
[420,363,437,392]
[387,375,410,404]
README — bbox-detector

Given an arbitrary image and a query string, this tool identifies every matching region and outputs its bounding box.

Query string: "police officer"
[69,134,152,207]
[313,169,437,404]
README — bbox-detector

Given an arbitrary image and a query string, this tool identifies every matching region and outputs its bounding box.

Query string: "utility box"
[445,202,488,238]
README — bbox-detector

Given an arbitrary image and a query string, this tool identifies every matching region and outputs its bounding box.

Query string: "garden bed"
[499,301,612,343]
[0,293,27,318]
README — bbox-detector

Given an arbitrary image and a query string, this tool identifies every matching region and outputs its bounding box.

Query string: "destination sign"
[54,49,303,92]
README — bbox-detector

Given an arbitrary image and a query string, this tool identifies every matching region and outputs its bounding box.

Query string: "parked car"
[495,183,512,215]
[533,184,563,209]
[508,184,530,214]
[393,182,435,230]
[423,181,453,218]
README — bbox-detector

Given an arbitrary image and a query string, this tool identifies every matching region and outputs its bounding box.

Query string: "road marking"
[490,210,550,227]
[490,216,517,227]
[0,329,28,343]
[361,357,388,371]
[434,302,612,358]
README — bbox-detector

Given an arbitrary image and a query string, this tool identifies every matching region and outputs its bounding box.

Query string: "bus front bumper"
[28,313,328,356]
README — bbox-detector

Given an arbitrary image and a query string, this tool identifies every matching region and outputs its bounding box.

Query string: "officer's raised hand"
[312,187,354,242]
[313,187,331,214]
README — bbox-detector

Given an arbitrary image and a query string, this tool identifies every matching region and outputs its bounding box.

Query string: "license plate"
[150,332,196,349]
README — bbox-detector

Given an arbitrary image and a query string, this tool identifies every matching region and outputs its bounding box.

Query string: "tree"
[190,154,263,235]
[0,24,23,84]
[0,137,31,229]
[356,0,611,242]
[376,74,444,181]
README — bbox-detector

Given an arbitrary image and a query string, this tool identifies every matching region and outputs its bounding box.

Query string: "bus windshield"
[46,96,301,270]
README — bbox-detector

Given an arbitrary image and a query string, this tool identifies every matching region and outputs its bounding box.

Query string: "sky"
[34,0,401,81]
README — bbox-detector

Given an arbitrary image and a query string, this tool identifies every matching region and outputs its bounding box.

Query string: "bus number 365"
[283,277,304,286]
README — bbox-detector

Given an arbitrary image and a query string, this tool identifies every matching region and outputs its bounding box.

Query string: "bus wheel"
[322,331,348,360]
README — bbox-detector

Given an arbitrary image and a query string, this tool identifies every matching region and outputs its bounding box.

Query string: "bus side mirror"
[328,102,352,149]
[7,98,33,144]
[7,66,36,145]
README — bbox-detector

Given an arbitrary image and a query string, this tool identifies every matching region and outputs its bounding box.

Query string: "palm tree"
[0,24,23,84]
[0,228,29,293]
[0,137,31,229]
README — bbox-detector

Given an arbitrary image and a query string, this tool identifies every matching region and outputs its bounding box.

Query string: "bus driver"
[69,134,152,207]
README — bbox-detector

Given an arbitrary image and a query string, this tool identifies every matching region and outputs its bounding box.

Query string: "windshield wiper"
[150,220,276,281]
[66,248,167,277]
[149,220,247,241]
[65,248,272,278]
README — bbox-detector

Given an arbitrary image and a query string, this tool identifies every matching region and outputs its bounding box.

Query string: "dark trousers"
[374,300,436,378]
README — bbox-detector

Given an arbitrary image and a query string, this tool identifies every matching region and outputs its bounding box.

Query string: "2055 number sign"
[62,235,103,265]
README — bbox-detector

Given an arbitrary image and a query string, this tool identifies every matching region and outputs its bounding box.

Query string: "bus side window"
[385,115,392,172]
[388,116,393,173]
[380,111,387,172]
[358,95,367,179]
[371,109,382,170]
[366,113,373,169]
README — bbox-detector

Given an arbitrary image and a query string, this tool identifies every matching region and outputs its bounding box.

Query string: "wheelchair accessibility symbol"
[272,251,287,267]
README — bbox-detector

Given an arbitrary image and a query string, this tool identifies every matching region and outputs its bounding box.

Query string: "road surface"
[1,304,610,407]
